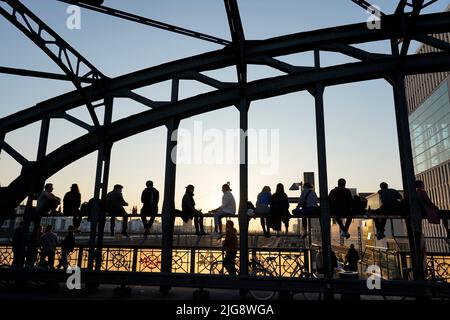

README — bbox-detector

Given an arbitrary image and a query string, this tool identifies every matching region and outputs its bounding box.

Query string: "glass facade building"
[410,81,450,174]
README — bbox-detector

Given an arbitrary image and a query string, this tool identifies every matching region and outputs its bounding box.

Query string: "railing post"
[313,49,333,300]
[132,247,138,272]
[304,249,310,273]
[77,245,83,268]
[190,248,196,274]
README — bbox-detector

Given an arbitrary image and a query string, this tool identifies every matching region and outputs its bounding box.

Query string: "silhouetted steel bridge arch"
[1,0,450,294]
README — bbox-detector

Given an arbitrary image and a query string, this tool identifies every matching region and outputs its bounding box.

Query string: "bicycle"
[210,252,320,300]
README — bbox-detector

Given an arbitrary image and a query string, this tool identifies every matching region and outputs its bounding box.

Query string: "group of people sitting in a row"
[28,177,450,242]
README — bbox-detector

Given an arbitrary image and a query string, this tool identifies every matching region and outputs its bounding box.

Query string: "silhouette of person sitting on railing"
[416,180,450,242]
[211,184,236,237]
[63,184,81,234]
[140,180,159,236]
[329,178,353,239]
[372,182,404,240]
[182,184,207,236]
[268,183,291,237]
[106,184,129,238]
[292,182,319,239]
[252,186,272,238]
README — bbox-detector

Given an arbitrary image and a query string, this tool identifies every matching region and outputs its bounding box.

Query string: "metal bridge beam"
[1,11,449,134]
[0,66,94,83]
[58,0,231,46]
[2,51,450,223]
[0,0,106,127]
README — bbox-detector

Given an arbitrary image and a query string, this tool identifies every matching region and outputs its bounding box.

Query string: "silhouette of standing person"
[28,183,60,265]
[63,184,82,233]
[345,244,360,272]
[106,184,129,237]
[56,225,75,270]
[222,220,238,275]
[12,221,27,268]
[40,225,58,269]
[140,180,159,236]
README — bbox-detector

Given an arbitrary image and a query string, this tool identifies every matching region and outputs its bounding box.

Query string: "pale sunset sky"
[1,0,448,213]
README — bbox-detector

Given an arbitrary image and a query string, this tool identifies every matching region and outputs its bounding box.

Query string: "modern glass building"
[410,80,450,175]
[405,9,450,240]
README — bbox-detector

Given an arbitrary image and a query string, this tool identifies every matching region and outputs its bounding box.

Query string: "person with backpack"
[63,184,82,233]
[292,182,319,239]
[56,225,76,270]
[140,180,160,236]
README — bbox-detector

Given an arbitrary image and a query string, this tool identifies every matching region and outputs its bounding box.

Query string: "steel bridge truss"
[1,0,450,296]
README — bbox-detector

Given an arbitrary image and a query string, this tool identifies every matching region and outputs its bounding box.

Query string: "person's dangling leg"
[110,215,116,236]
[198,215,206,234]
[194,216,200,235]
[260,217,267,235]
[335,217,346,233]
[442,217,450,239]
[302,217,308,239]
[121,212,129,236]
[140,212,148,230]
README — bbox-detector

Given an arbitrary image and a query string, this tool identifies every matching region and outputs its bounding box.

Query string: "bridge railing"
[0,243,311,276]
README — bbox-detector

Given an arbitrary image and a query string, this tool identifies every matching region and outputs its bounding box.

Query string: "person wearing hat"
[140,180,160,236]
[211,183,236,236]
[182,185,207,236]
[106,184,129,237]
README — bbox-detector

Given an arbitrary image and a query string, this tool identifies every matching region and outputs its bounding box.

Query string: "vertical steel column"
[87,97,113,270]
[23,117,50,265]
[238,97,249,275]
[391,71,426,280]
[161,78,180,278]
[313,49,333,289]
[95,98,113,270]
